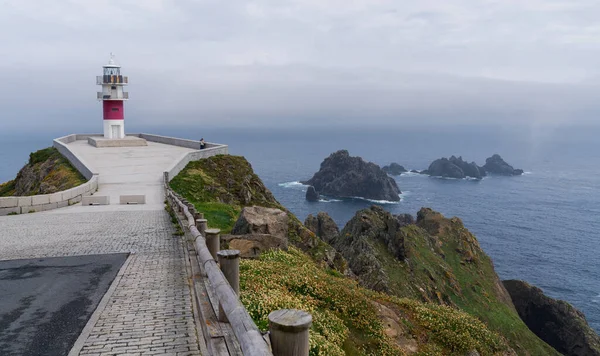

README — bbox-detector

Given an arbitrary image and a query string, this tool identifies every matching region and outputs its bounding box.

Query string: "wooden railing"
[165,175,312,356]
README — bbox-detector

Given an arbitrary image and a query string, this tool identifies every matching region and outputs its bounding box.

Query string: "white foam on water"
[278,181,308,189]
[318,198,342,203]
[523,171,533,175]
[354,196,401,205]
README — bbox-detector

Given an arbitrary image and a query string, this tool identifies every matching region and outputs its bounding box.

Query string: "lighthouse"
[97,54,128,139]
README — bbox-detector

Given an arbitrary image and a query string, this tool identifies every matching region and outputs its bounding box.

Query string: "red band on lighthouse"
[103,101,124,120]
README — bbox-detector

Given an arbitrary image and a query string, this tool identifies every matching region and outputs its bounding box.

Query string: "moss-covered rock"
[0,147,86,197]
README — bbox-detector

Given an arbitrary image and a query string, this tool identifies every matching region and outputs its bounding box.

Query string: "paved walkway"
[0,139,205,355]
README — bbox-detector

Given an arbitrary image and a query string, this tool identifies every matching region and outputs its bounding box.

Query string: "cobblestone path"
[0,210,202,356]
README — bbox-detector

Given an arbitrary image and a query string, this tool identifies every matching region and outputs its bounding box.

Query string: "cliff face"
[310,206,559,355]
[504,280,600,356]
[0,147,86,197]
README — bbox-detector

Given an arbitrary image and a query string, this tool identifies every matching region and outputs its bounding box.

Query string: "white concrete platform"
[65,140,194,211]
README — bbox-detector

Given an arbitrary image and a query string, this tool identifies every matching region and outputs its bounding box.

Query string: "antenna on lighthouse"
[108,52,116,65]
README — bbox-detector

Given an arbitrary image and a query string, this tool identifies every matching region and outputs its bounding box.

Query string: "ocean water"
[1,125,598,333]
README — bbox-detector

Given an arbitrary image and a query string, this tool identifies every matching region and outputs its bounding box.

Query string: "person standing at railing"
[199,138,206,149]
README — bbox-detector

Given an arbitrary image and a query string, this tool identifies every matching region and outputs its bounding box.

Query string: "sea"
[1,124,598,333]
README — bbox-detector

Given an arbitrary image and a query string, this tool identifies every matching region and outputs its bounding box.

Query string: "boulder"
[222,234,288,258]
[304,212,339,244]
[503,280,600,356]
[231,206,288,238]
[302,150,401,201]
[382,163,407,176]
[410,170,420,174]
[483,154,524,175]
[305,185,320,202]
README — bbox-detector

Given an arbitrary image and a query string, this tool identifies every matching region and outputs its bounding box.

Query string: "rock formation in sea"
[302,150,401,201]
[483,154,524,175]
[382,162,407,176]
[423,155,485,179]
[503,280,600,356]
[305,185,320,202]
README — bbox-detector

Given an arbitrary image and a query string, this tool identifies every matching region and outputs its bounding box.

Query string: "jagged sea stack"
[302,150,401,201]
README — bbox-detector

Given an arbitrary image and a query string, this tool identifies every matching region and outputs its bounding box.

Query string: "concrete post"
[217,250,240,322]
[196,219,208,236]
[205,228,221,260]
[268,309,312,356]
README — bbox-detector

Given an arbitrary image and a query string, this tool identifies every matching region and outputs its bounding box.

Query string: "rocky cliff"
[504,280,600,356]
[302,150,401,201]
[0,147,86,197]
[308,206,559,354]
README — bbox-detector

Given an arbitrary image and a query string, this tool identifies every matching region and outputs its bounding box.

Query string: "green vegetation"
[169,155,284,233]
[0,180,16,196]
[241,247,510,355]
[0,147,86,197]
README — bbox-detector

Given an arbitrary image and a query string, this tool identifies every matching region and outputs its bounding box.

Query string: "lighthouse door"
[111,125,120,139]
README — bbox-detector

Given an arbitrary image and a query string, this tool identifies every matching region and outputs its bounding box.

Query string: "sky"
[1,0,600,130]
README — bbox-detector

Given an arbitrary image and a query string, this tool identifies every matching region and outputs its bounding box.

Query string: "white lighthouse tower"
[97,54,128,139]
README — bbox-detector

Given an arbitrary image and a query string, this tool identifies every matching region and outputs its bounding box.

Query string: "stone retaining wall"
[0,175,98,216]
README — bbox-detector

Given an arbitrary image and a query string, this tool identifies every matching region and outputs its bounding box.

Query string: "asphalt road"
[0,253,128,356]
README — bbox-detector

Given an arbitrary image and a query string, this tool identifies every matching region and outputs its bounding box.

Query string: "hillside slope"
[0,147,86,197]
[319,206,559,355]
[170,154,555,355]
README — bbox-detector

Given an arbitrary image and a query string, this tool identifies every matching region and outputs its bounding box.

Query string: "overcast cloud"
[1,0,599,129]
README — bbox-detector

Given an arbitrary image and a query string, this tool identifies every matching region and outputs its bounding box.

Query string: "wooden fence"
[165,173,312,356]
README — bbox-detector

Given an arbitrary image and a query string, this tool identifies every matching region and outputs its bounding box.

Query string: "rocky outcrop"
[423,156,484,179]
[232,206,288,237]
[326,206,409,292]
[483,154,524,176]
[382,163,407,176]
[224,206,290,258]
[0,147,86,197]
[304,212,339,244]
[503,280,600,356]
[302,150,401,201]
[222,233,288,258]
[305,185,320,202]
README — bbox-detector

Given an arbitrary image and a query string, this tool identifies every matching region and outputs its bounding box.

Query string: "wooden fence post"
[205,228,221,260]
[268,309,312,356]
[196,219,208,236]
[217,250,240,322]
